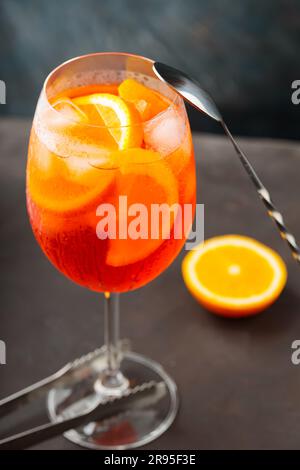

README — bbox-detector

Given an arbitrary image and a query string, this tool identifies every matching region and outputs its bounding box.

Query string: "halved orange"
[104,148,179,267]
[182,235,287,317]
[118,78,170,121]
[73,93,143,149]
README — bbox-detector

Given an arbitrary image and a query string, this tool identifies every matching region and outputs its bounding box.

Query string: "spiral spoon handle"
[222,121,300,263]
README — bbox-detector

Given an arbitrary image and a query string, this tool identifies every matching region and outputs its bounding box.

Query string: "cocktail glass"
[26,53,196,449]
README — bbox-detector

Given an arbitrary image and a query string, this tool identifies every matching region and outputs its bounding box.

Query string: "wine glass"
[26,52,196,449]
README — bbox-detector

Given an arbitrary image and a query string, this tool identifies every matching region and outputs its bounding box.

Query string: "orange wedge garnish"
[182,235,287,317]
[104,148,179,267]
[73,93,143,149]
[118,78,170,121]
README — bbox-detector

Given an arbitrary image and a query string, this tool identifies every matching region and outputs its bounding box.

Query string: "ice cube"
[143,108,185,156]
[66,146,114,178]
[52,98,88,124]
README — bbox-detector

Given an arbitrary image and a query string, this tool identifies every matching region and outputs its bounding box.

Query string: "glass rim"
[42,52,182,130]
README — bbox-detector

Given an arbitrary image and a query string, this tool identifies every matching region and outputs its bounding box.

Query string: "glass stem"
[104,292,120,374]
[99,292,129,394]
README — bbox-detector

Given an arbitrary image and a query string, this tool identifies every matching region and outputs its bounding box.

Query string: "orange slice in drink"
[28,160,116,216]
[182,235,287,317]
[73,93,143,149]
[104,148,179,267]
[27,131,116,215]
[118,78,170,121]
[29,92,146,215]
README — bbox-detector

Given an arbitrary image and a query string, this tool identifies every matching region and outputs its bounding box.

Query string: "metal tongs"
[0,345,166,449]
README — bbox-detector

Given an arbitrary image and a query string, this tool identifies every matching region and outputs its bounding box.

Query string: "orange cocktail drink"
[27,64,195,293]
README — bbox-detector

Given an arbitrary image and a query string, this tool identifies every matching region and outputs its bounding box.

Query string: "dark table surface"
[0,117,300,450]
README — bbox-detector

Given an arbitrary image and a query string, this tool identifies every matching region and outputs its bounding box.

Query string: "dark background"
[1,0,300,450]
[0,0,299,139]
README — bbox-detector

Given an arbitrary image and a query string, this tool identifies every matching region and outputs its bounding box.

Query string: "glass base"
[47,351,179,449]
